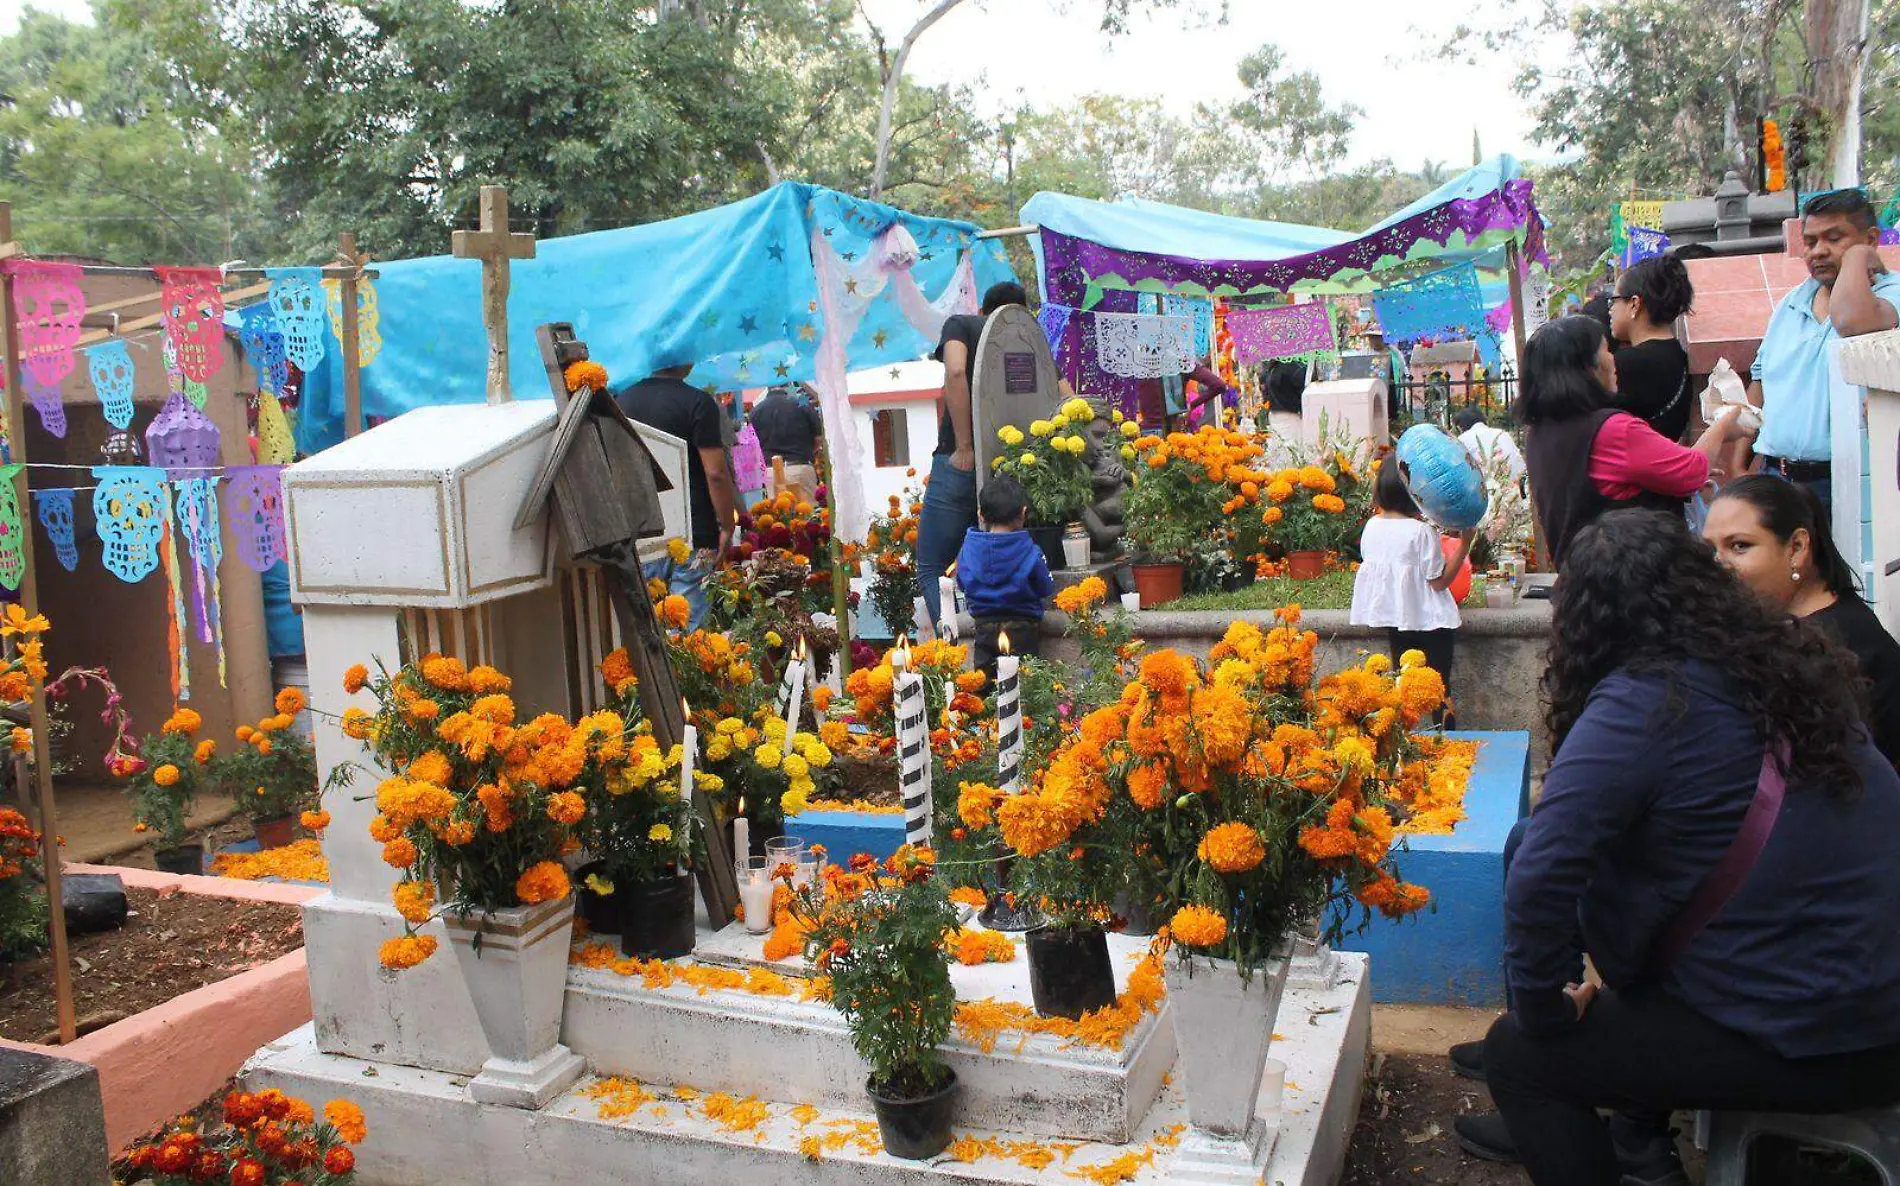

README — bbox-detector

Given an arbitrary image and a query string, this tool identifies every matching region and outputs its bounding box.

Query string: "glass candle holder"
[736,856,775,935]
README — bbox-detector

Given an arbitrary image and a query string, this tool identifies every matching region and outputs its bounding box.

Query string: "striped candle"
[893,641,933,849]
[995,633,1023,793]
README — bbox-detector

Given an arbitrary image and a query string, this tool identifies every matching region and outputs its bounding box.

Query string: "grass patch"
[1169,571,1490,613]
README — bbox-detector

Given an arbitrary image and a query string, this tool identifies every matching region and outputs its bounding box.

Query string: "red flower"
[153,1142,194,1173]
[230,1158,267,1186]
[325,1146,357,1174]
[848,852,875,873]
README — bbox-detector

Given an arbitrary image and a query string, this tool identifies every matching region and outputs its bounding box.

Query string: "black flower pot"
[1025,924,1117,1020]
[153,843,204,876]
[576,861,621,937]
[867,1069,959,1160]
[1027,524,1067,574]
[619,874,695,959]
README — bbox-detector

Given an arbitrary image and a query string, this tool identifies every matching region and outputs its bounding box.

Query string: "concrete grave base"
[0,1047,109,1186]
[243,953,1369,1186]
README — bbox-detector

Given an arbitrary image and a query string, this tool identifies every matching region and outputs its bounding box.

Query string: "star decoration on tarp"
[740,315,758,335]
[798,323,817,342]
[872,329,889,348]
[766,243,785,262]
[700,311,721,329]
[845,279,860,295]
[775,362,791,378]
[890,367,902,380]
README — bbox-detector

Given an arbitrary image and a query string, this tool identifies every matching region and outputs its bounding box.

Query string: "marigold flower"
[564,359,609,394]
[378,934,437,970]
[392,879,436,924]
[1169,904,1228,947]
[162,707,202,736]
[547,791,586,825]
[407,699,440,722]
[275,687,308,716]
[667,537,693,564]
[229,1158,266,1186]
[300,810,331,833]
[516,859,571,905]
[340,708,373,740]
[420,655,470,691]
[152,763,181,788]
[647,822,674,843]
[325,1146,357,1175]
[7,727,29,754]
[1197,822,1266,874]
[381,837,418,868]
[659,595,692,630]
[325,1099,368,1144]
[192,739,216,764]
[407,750,453,786]
[343,664,370,695]
[468,665,513,694]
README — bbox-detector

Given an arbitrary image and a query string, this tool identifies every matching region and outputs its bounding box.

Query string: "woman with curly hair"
[1475,509,1900,1186]
[1515,315,1752,567]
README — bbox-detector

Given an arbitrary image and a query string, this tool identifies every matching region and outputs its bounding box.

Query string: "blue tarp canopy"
[290,182,1016,454]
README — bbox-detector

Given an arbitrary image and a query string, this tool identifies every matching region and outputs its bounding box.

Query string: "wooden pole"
[336,233,365,438]
[821,444,852,680]
[1505,238,1531,364]
[0,203,77,1044]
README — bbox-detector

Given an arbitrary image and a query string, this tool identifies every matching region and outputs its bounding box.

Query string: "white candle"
[938,576,959,639]
[995,632,1023,794]
[1121,591,1142,614]
[779,641,807,737]
[677,699,696,847]
[892,640,933,849]
[732,815,749,864]
[738,859,774,934]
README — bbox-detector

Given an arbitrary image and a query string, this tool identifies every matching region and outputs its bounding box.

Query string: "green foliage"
[797,851,959,1099]
[217,727,318,822]
[0,808,46,962]
[125,727,205,847]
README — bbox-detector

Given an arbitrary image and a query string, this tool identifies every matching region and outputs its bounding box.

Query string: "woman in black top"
[1704,474,1900,766]
[1608,256,1695,442]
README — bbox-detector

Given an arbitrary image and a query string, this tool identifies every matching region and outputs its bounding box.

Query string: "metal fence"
[1392,361,1517,431]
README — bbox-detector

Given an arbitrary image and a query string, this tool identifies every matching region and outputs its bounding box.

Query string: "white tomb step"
[560,927,1173,1144]
[240,952,1370,1186]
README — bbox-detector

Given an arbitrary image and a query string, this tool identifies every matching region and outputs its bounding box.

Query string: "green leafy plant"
[0,808,45,961]
[989,398,1099,524]
[797,847,959,1100]
[125,708,210,848]
[216,688,319,822]
[1122,450,1216,562]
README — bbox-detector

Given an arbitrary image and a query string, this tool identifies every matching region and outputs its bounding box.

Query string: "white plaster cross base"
[444,899,588,1110]
[1169,1118,1280,1185]
[467,1044,588,1111]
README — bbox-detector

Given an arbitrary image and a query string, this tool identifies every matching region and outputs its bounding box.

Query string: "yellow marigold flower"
[999,425,1025,446]
[1121,444,1137,462]
[468,665,513,694]
[300,810,331,832]
[343,663,370,695]
[1197,822,1266,874]
[325,1099,368,1144]
[0,604,48,636]
[516,860,571,905]
[1364,653,1393,675]
[1169,904,1228,947]
[152,763,182,788]
[274,687,308,716]
[1029,419,1054,437]
[378,934,437,970]
[781,753,810,779]
[6,726,29,754]
[392,879,436,924]
[754,743,783,770]
[381,837,418,869]
[546,791,586,825]
[1120,420,1141,440]
[194,739,217,764]
[667,537,692,564]
[341,708,372,739]
[420,655,470,692]
[1399,649,1427,672]
[162,708,203,737]
[764,630,783,648]
[1019,452,1038,467]
[647,823,674,843]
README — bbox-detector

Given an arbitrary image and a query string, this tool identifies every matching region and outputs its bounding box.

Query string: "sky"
[4,0,1546,172]
[857,0,1544,172]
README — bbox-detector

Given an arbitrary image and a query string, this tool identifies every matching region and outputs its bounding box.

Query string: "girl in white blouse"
[1351,458,1474,725]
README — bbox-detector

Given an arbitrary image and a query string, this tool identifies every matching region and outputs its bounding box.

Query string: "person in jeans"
[917,281,1028,626]
[1749,188,1900,518]
[956,476,1052,682]
[615,362,738,630]
[1472,508,1900,1186]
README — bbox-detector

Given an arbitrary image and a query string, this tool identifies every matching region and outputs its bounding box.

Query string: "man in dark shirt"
[615,363,738,630]
[917,280,1028,627]
[749,384,824,500]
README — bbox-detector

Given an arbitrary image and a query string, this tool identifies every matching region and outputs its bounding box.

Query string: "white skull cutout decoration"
[15,262,86,387]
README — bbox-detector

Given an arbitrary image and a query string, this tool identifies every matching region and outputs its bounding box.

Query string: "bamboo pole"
[335,233,366,438]
[72,283,271,350]
[1505,238,1530,365]
[0,202,76,1045]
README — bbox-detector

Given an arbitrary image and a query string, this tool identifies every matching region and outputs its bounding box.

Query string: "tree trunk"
[870,0,967,199]
[1804,0,1871,185]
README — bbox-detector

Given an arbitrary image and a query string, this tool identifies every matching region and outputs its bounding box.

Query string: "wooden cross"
[452,185,537,405]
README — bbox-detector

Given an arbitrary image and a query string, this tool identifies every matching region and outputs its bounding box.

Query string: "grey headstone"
[0,1047,108,1186]
[971,305,1061,492]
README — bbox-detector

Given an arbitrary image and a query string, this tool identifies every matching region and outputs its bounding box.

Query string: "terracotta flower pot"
[1285,550,1328,580]
[441,897,586,1109]
[1131,561,1185,608]
[251,814,296,850]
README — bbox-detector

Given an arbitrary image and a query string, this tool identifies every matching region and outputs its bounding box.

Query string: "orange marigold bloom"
[152,763,182,788]
[163,707,202,736]
[407,750,453,787]
[1358,874,1432,918]
[564,359,609,394]
[546,791,586,826]
[324,1099,368,1144]
[470,694,516,726]
[467,665,513,694]
[478,782,516,832]
[407,699,440,722]
[392,879,436,924]
[341,708,373,739]
[1126,762,1169,810]
[194,739,216,764]
[1169,904,1228,947]
[299,810,331,833]
[381,837,418,868]
[601,648,635,689]
[275,687,307,716]
[377,934,437,970]
[1137,650,1199,700]
[1197,821,1266,874]
[516,860,571,905]
[420,655,470,691]
[343,663,370,695]
[659,595,692,630]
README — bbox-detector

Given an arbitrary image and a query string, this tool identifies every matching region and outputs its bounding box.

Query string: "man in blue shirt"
[1750,189,1900,515]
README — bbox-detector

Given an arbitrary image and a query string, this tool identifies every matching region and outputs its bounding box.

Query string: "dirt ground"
[44,779,244,865]
[0,886,303,1043]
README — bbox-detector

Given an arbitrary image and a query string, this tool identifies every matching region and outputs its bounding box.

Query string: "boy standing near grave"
[616,362,738,630]
[956,475,1052,681]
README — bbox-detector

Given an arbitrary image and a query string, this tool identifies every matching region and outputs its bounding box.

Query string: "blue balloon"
[1395,424,1489,531]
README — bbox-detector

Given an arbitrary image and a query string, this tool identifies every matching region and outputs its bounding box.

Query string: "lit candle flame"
[998,630,1012,656]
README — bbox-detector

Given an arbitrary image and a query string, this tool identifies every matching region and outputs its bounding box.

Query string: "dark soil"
[0,887,303,1043]
[1342,1052,1879,1185]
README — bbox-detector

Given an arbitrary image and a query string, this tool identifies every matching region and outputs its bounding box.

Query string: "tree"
[0,5,272,263]
[1224,44,1362,187]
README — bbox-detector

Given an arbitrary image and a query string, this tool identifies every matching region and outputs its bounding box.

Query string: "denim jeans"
[917,453,978,625]
[642,550,717,632]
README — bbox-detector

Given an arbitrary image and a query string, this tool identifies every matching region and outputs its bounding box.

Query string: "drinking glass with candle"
[736,856,775,934]
[765,835,807,876]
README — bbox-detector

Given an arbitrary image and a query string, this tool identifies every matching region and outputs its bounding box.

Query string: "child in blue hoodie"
[956,475,1053,680]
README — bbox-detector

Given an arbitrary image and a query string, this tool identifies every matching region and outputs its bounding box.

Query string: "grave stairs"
[244,400,1372,1185]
